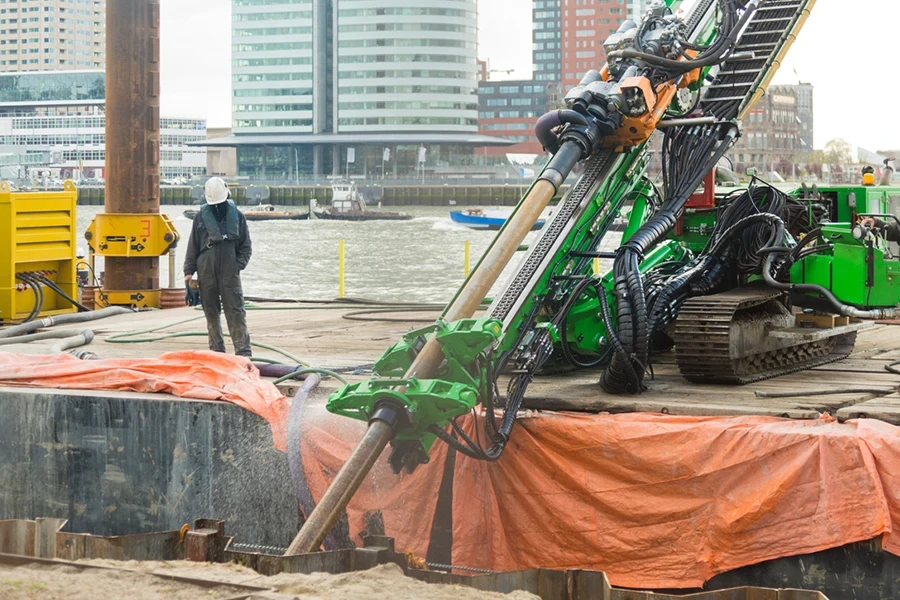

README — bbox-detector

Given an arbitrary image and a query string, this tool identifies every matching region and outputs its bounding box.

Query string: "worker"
[861,216,900,243]
[183,177,253,357]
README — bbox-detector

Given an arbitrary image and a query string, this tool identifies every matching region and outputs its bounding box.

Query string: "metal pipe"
[286,141,586,555]
[104,0,161,292]
[284,418,394,555]
[656,116,718,128]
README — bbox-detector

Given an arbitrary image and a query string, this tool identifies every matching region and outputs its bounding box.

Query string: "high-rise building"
[533,0,561,82]
[727,86,803,177]
[0,0,106,73]
[477,80,552,155]
[560,0,628,90]
[215,0,506,179]
[781,82,813,153]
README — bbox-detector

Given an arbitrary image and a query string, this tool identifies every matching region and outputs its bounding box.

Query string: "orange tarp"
[297,404,900,589]
[2,350,899,588]
[0,350,290,449]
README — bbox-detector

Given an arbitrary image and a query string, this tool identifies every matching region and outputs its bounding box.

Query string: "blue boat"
[450,208,547,231]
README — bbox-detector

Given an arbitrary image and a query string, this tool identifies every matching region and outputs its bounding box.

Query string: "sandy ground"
[0,562,539,600]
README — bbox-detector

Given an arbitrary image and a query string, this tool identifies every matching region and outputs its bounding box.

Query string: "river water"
[76,205,558,304]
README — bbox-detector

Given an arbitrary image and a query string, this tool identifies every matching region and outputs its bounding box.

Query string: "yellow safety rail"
[0,180,78,321]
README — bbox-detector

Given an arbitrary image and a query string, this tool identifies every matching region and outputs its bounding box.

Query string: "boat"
[450,207,551,231]
[183,204,308,221]
[450,206,628,232]
[313,181,411,221]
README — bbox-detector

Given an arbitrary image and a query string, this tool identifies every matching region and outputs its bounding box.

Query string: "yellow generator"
[0,180,79,323]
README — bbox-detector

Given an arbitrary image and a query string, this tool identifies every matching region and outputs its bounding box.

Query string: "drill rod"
[284,419,394,555]
[285,143,582,556]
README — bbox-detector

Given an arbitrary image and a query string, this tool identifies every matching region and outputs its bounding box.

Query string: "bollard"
[338,239,345,298]
[168,250,176,289]
[464,240,471,278]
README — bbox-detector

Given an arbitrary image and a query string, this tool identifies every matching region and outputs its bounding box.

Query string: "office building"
[561,0,628,89]
[206,0,508,179]
[727,86,803,177]
[533,0,561,82]
[0,70,206,180]
[0,0,106,72]
[477,80,554,156]
[786,82,813,153]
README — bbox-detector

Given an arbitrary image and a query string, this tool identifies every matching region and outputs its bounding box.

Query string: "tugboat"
[314,181,411,221]
[183,203,308,221]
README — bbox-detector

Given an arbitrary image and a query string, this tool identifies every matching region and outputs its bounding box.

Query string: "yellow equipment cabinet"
[0,180,79,322]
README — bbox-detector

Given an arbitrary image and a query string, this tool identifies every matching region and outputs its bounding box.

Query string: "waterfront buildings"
[204,0,509,179]
[0,70,206,180]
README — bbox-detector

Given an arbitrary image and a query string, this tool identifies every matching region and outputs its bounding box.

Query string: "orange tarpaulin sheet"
[3,350,900,588]
[295,403,900,589]
[0,350,291,449]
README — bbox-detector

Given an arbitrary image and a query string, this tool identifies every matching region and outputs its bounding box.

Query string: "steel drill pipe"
[105,0,162,292]
[284,419,394,555]
[285,158,572,555]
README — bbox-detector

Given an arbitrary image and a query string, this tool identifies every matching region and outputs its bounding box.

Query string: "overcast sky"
[160,0,899,152]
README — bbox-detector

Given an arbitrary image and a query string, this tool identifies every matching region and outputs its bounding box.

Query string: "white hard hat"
[204,177,229,205]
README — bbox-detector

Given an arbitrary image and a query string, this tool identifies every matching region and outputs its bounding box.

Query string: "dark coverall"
[183,202,253,356]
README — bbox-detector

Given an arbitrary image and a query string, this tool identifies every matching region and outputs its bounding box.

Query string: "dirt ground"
[0,561,539,600]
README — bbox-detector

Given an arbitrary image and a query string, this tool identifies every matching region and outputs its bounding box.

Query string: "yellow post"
[338,239,345,298]
[464,240,471,278]
[593,257,601,276]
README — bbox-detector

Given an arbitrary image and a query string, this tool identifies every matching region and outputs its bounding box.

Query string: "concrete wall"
[0,387,300,548]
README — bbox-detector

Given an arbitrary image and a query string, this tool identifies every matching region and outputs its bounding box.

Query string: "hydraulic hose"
[762,253,896,320]
[0,306,133,339]
[0,329,92,347]
[16,273,44,324]
[534,109,589,154]
[36,274,90,312]
[51,330,95,353]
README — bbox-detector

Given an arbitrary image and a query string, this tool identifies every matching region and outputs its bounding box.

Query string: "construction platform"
[5,303,899,423]
[1,304,900,599]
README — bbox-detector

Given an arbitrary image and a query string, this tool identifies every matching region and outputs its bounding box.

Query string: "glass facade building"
[533,0,561,82]
[0,69,104,103]
[0,70,207,178]
[232,0,315,135]
[226,0,495,179]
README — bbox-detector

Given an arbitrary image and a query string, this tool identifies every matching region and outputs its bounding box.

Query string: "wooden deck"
[5,303,900,425]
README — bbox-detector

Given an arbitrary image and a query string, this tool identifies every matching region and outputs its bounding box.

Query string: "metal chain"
[226,541,496,575]
[228,541,288,555]
[425,562,496,575]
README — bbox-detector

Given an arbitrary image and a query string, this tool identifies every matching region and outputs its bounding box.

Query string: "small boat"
[313,181,411,221]
[450,207,550,231]
[183,204,308,221]
[242,204,308,221]
[450,207,629,232]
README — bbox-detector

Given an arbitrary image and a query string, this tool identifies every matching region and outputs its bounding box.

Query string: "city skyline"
[159,0,900,153]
